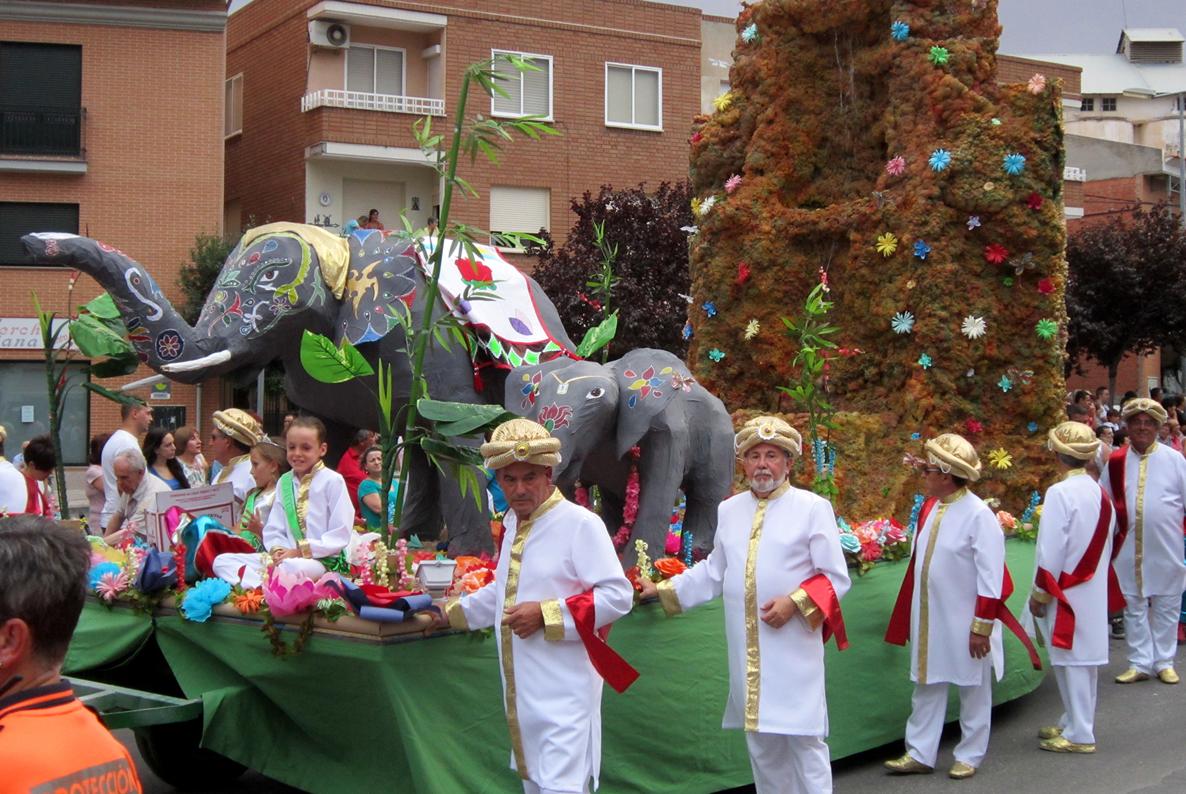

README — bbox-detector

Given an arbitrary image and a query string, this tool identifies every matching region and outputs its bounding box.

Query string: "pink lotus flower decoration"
[884,524,907,545]
[1027,73,1046,95]
[725,174,742,193]
[885,155,907,176]
[97,571,130,603]
[263,567,343,617]
[665,532,682,555]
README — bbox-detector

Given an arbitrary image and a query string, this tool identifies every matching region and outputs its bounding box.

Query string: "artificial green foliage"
[299,330,374,384]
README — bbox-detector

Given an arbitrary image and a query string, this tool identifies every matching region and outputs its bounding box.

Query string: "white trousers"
[211,553,327,589]
[745,732,832,794]
[1123,593,1180,673]
[521,781,588,794]
[905,664,992,768]
[1051,665,1098,744]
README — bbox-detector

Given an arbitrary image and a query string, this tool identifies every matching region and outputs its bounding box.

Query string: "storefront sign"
[0,317,73,350]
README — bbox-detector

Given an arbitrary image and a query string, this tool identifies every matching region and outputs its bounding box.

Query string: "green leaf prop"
[88,352,140,379]
[575,311,619,358]
[299,330,374,384]
[79,293,122,321]
[83,381,145,408]
[69,312,135,360]
[417,398,512,437]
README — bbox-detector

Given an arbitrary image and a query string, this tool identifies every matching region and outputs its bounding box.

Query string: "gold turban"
[0,424,6,444]
[735,415,803,458]
[212,408,264,449]
[1121,397,1168,425]
[1047,421,1100,461]
[924,433,982,482]
[481,418,562,470]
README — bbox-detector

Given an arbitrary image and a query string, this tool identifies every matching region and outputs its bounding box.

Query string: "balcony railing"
[0,106,85,158]
[301,89,444,117]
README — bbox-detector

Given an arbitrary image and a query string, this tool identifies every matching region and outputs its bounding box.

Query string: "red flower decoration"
[736,261,751,285]
[1037,277,1054,295]
[690,132,704,145]
[965,418,984,435]
[456,258,493,283]
[1026,192,1043,210]
[984,243,1009,265]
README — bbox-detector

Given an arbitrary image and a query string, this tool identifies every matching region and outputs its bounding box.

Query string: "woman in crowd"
[357,445,399,531]
[142,428,189,491]
[174,425,207,487]
[20,436,56,518]
[84,433,110,532]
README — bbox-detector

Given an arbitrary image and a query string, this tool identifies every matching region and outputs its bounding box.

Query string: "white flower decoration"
[698,195,717,216]
[961,315,987,340]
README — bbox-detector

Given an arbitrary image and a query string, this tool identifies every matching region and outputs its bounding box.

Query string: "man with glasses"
[1100,397,1186,685]
[208,409,263,511]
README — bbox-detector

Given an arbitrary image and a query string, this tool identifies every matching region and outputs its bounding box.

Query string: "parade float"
[54,5,1063,789]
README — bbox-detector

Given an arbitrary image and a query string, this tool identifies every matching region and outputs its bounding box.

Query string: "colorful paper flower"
[690,197,700,215]
[181,578,232,623]
[961,315,987,339]
[839,532,861,555]
[725,174,743,193]
[708,348,725,362]
[891,311,915,334]
[918,353,933,369]
[876,232,899,256]
[1026,191,1043,210]
[1002,276,1015,287]
[698,195,716,216]
[990,117,1002,126]
[702,301,717,317]
[988,448,1013,469]
[984,243,1009,264]
[929,148,952,171]
[1035,318,1058,340]
[713,91,734,112]
[911,432,922,440]
[965,418,984,435]
[998,375,1014,392]
[744,319,760,340]
[232,588,264,614]
[263,568,343,618]
[653,557,687,579]
[913,239,932,259]
[682,322,693,340]
[983,181,995,192]
[96,571,129,603]
[966,215,981,230]
[890,20,910,41]
[741,22,758,43]
[997,510,1017,530]
[906,279,917,290]
[929,46,950,65]
[89,561,122,590]
[689,131,703,145]
[1027,73,1047,95]
[1003,152,1027,175]
[1037,277,1055,295]
[1027,421,1040,433]
[886,155,907,176]
[736,261,751,285]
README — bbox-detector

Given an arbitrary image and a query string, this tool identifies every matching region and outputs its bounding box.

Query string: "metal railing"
[300,89,444,116]
[0,106,85,158]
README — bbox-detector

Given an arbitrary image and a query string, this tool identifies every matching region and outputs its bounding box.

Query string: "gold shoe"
[884,754,934,775]
[1158,668,1180,684]
[949,761,976,780]
[1039,736,1096,753]
[1038,725,1063,740]
[1115,668,1151,684]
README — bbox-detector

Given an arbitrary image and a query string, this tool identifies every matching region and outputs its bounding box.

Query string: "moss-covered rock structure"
[687,0,1068,519]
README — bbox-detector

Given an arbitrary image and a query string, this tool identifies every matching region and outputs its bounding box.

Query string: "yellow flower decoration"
[713,91,734,112]
[987,448,1013,470]
[744,319,760,340]
[876,232,899,257]
[690,197,701,215]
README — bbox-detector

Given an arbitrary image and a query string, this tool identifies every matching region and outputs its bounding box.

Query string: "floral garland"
[611,447,642,551]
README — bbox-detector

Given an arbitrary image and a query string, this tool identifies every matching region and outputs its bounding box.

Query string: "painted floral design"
[623,365,673,408]
[156,330,184,361]
[537,403,573,432]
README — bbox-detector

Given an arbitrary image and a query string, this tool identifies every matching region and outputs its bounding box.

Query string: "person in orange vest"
[0,514,143,793]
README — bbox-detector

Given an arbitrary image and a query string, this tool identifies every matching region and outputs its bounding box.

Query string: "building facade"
[0,0,227,477]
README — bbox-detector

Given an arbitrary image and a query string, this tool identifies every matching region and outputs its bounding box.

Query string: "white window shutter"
[493,58,522,115]
[490,186,551,239]
[346,46,374,93]
[634,69,660,127]
[521,58,550,116]
[376,49,403,96]
[606,65,632,124]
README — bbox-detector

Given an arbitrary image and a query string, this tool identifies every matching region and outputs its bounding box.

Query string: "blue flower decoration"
[1003,152,1026,175]
[891,311,915,334]
[966,215,981,231]
[928,148,952,171]
[913,240,932,259]
[890,20,910,41]
[741,23,758,43]
[181,578,232,623]
[998,375,1014,393]
[682,321,693,340]
[702,301,717,318]
[708,348,726,362]
[838,532,861,555]
[918,353,933,369]
[910,432,921,440]
[1027,421,1039,433]
[89,562,122,590]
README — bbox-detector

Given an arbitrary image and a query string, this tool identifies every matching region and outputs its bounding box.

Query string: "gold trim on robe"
[789,587,823,630]
[540,599,565,641]
[656,578,682,616]
[1134,444,1155,596]
[214,454,249,485]
[445,597,469,630]
[743,479,790,732]
[917,487,966,685]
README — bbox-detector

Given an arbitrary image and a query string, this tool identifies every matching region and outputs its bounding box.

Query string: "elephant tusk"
[120,373,168,391]
[161,349,232,373]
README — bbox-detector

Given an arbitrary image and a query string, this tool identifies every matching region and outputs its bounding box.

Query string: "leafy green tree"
[177,232,235,324]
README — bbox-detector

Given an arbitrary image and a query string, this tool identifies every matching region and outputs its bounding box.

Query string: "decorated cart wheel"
[133,718,246,789]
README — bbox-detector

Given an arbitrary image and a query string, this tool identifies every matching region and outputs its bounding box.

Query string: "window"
[0,362,89,465]
[224,73,243,138]
[1101,96,1117,112]
[0,202,79,265]
[489,186,550,249]
[345,45,405,96]
[491,50,552,119]
[0,42,82,156]
[1080,97,1094,112]
[605,63,662,131]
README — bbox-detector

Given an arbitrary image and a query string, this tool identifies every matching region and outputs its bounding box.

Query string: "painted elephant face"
[530,361,618,483]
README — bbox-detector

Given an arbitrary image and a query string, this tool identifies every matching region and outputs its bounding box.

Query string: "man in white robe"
[639,415,851,794]
[208,408,260,507]
[1099,397,1186,685]
[0,425,27,515]
[442,418,634,794]
[885,433,1037,780]
[1029,421,1113,753]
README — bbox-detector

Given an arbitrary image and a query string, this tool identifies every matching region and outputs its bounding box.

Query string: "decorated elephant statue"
[506,347,735,558]
[23,224,578,554]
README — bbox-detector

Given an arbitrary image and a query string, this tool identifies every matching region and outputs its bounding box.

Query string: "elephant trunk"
[21,232,230,384]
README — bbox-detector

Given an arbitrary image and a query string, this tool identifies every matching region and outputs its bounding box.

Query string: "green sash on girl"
[236,489,265,551]
[278,470,349,574]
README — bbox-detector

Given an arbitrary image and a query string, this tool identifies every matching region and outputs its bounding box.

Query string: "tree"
[1066,204,1186,398]
[527,182,693,358]
[178,232,235,324]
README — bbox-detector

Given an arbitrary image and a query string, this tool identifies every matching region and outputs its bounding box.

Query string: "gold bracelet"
[298,540,313,559]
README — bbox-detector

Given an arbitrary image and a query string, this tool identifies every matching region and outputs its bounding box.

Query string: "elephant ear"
[335,233,421,346]
[505,357,571,417]
[608,350,691,459]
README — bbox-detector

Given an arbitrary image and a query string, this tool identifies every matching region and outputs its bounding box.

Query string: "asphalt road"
[120,635,1185,793]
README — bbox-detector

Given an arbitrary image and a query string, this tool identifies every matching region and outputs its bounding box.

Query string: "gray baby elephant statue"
[506,348,735,558]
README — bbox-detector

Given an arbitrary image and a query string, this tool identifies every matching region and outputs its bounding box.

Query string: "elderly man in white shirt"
[104,448,171,545]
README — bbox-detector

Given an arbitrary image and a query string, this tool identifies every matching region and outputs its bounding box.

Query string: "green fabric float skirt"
[66,542,1046,793]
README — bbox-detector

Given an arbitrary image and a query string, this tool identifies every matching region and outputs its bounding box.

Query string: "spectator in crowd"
[143,428,190,491]
[1160,418,1185,452]
[337,428,375,519]
[1102,408,1121,431]
[100,401,153,528]
[85,433,110,532]
[104,449,171,545]
[0,426,24,514]
[1120,391,1138,409]
[358,445,400,531]
[426,216,439,236]
[1067,403,1092,424]
[20,435,56,518]
[11,439,29,471]
[282,412,297,436]
[364,209,385,230]
[174,426,207,487]
[0,515,143,793]
[1151,386,1164,403]
[1071,390,1096,428]
[1094,386,1111,419]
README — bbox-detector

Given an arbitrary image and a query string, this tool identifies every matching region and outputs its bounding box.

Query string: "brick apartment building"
[0,1,226,479]
[224,0,700,257]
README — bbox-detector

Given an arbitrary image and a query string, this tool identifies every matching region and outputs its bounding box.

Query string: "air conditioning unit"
[310,20,350,49]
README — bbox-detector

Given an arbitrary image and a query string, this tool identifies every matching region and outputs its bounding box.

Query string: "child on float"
[237,436,288,550]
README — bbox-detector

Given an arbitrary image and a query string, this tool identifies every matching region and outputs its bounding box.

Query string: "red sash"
[23,475,51,517]
[565,590,639,693]
[1105,449,1130,611]
[801,573,849,650]
[1033,488,1114,649]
